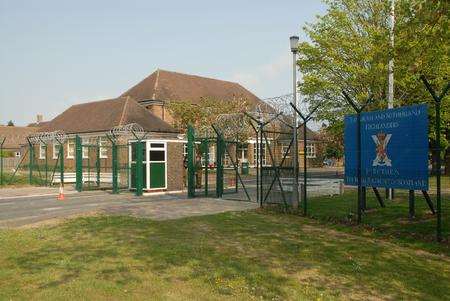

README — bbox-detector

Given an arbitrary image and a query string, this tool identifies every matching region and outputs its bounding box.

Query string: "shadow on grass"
[305,189,450,254]
[6,211,450,300]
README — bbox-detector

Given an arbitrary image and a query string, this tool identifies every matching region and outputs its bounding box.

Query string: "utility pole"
[387,0,395,200]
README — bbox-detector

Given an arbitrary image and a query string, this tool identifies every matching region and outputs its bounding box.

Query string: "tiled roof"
[0,126,39,149]
[40,96,178,134]
[121,69,264,107]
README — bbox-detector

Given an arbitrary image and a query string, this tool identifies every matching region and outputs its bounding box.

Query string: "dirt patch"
[17,211,101,229]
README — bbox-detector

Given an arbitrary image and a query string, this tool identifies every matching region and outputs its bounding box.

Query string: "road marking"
[41,207,63,211]
[0,202,14,206]
[0,192,77,200]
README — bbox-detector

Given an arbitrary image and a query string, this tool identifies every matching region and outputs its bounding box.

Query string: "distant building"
[35,96,184,192]
[121,69,263,125]
[0,125,39,157]
[121,69,321,167]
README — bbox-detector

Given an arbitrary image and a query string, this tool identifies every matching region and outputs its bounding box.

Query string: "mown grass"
[0,211,449,300]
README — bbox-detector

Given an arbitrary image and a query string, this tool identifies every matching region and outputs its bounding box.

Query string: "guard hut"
[36,96,184,194]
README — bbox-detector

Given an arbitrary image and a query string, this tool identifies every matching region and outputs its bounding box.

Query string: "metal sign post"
[343,91,374,224]
[421,76,449,242]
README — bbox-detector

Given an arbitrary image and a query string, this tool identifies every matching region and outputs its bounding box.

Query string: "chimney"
[36,114,43,124]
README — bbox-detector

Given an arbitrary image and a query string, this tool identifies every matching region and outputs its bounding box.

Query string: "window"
[53,143,61,159]
[99,137,108,158]
[150,150,165,161]
[281,144,290,158]
[253,142,267,166]
[306,143,316,158]
[209,145,215,164]
[39,144,46,159]
[238,143,248,162]
[82,138,89,159]
[224,152,231,166]
[67,140,75,159]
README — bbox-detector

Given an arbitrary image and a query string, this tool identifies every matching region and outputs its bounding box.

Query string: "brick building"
[122,69,321,167]
[35,96,184,192]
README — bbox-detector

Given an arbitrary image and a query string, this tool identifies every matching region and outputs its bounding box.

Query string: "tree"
[167,97,252,141]
[298,0,449,173]
[7,120,14,126]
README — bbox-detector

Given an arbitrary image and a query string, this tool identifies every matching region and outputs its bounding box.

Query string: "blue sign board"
[344,104,429,190]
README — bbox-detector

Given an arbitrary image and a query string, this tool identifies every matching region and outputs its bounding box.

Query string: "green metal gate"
[187,124,252,202]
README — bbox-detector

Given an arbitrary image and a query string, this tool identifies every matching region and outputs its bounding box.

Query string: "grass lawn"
[1,211,449,300]
[306,189,450,254]
[0,172,44,187]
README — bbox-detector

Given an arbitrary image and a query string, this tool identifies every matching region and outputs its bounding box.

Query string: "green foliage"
[0,150,14,158]
[298,0,449,148]
[325,144,343,159]
[7,120,14,126]
[167,97,252,141]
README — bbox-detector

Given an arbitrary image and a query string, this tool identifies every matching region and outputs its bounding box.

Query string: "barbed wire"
[109,123,148,142]
[262,93,313,116]
[28,131,67,145]
[214,113,251,140]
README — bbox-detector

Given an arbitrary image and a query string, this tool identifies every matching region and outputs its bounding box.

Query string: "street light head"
[290,36,299,53]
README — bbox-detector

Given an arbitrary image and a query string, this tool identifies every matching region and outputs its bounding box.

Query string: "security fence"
[0,124,150,197]
[186,122,252,202]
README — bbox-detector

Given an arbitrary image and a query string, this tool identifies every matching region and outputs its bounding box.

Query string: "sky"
[0,0,327,126]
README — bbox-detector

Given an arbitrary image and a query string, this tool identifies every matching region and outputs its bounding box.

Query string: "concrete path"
[0,189,258,228]
[103,198,258,220]
[0,186,77,199]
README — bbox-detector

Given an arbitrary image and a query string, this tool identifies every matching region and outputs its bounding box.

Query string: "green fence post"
[44,144,48,186]
[203,139,209,197]
[216,134,224,198]
[235,141,238,193]
[59,141,64,185]
[187,125,195,198]
[0,137,5,186]
[112,141,118,194]
[135,140,143,196]
[96,138,100,187]
[75,135,82,192]
[28,140,33,185]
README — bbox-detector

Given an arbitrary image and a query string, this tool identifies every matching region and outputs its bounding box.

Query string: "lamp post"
[290,35,299,211]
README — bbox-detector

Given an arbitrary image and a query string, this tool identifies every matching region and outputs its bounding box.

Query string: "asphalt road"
[0,191,183,228]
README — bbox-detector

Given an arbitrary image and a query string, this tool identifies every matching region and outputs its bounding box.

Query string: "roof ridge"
[70,97,120,108]
[158,69,241,85]
[119,96,130,126]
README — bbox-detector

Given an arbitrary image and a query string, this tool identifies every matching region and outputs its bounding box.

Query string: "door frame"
[128,140,168,191]
[146,141,167,190]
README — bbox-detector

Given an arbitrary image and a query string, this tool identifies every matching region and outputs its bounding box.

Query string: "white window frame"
[147,141,167,190]
[281,144,290,158]
[128,140,168,191]
[99,137,108,159]
[306,143,316,159]
[252,141,267,166]
[53,143,61,159]
[183,143,188,157]
[82,138,89,159]
[67,140,75,159]
[39,143,46,159]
